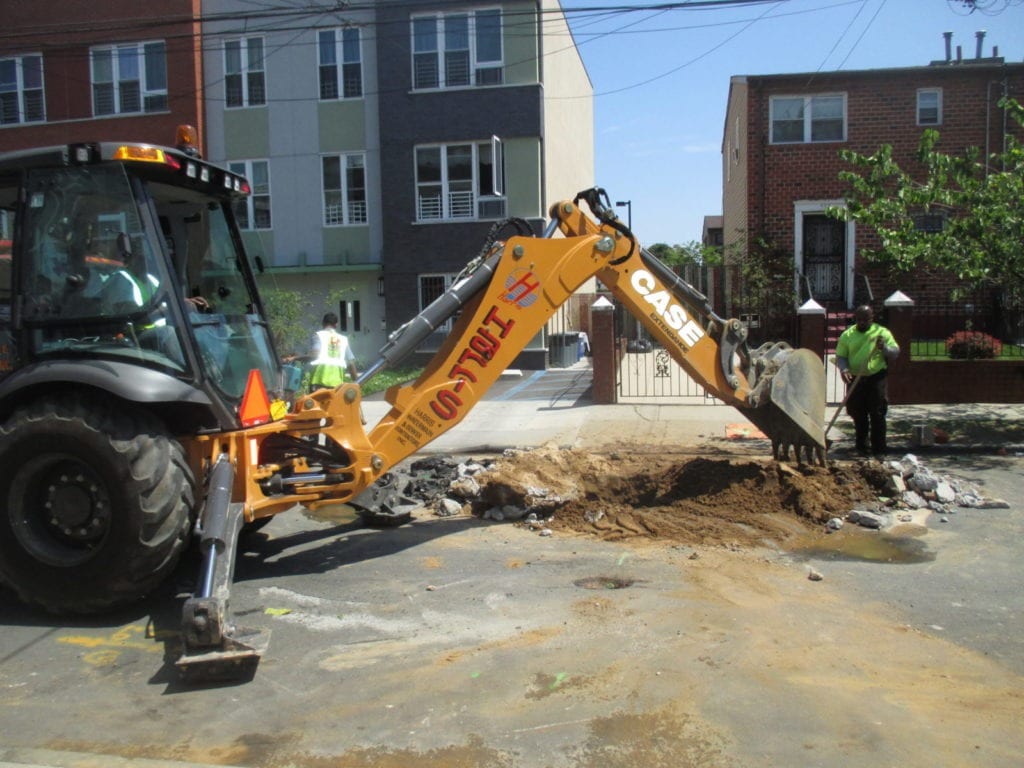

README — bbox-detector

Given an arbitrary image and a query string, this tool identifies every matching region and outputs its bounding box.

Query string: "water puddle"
[788,528,935,564]
[574,575,638,590]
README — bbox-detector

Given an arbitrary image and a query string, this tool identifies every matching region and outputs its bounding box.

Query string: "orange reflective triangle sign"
[239,369,272,426]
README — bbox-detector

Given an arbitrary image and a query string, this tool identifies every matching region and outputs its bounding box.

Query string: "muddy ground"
[471,445,889,549]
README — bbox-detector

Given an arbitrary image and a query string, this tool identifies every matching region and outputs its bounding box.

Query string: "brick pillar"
[590,296,616,404]
[797,299,826,360]
[884,291,914,374]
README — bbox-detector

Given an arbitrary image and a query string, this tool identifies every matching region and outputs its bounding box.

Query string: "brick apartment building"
[720,37,1024,342]
[0,1,204,153]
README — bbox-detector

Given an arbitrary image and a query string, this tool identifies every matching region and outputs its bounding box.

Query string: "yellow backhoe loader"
[0,134,824,681]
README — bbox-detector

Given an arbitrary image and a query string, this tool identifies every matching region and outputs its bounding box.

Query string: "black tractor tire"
[0,394,196,614]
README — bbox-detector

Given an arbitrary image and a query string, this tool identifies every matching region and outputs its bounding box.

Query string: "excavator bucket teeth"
[740,347,826,462]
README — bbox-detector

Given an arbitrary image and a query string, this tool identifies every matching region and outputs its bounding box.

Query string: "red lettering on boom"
[430,389,463,420]
[430,305,515,421]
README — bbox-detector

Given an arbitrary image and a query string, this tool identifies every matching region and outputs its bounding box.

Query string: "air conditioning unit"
[477,197,506,219]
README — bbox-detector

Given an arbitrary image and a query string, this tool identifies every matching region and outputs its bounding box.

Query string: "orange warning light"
[239,369,272,427]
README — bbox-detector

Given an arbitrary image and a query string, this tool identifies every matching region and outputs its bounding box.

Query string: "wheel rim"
[8,454,113,567]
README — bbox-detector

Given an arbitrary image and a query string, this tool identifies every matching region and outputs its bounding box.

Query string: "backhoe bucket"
[740,346,826,463]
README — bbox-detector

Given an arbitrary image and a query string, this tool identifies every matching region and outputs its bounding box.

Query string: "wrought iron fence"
[907,289,1024,360]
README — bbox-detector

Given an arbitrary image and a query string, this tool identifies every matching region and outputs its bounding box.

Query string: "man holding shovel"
[835,305,900,458]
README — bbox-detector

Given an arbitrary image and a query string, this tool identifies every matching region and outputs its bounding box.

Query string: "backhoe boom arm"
[202,190,824,527]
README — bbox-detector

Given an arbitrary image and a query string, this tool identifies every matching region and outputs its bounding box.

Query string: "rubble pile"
[395,448,1009,549]
[836,453,1010,532]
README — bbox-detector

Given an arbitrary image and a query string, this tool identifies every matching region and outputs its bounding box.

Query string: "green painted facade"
[318,100,366,150]
[505,138,542,218]
[224,109,269,156]
[504,3,540,84]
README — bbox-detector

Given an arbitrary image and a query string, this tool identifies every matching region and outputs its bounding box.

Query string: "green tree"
[647,241,721,271]
[828,97,1024,295]
[261,288,313,358]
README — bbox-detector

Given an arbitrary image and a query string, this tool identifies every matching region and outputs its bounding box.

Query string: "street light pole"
[615,200,632,230]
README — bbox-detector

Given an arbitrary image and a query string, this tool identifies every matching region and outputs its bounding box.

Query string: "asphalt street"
[2,366,1023,768]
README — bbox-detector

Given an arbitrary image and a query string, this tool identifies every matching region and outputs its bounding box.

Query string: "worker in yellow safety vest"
[835,304,900,458]
[309,312,358,388]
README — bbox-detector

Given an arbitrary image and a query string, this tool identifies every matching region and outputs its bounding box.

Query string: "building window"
[412,9,503,90]
[228,160,271,229]
[415,140,505,222]
[0,55,44,125]
[770,94,845,144]
[917,88,941,126]
[91,42,167,116]
[338,300,361,332]
[912,211,946,233]
[322,153,367,226]
[224,37,266,108]
[319,28,362,99]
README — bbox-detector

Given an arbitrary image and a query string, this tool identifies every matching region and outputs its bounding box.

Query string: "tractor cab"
[0,135,280,430]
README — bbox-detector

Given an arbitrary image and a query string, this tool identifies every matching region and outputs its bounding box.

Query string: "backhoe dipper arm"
[549,191,754,407]
[552,190,826,459]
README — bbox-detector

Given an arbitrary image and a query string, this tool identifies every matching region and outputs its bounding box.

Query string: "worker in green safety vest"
[309,312,358,389]
[835,304,900,458]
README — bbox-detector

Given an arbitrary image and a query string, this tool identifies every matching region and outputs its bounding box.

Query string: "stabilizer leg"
[176,454,269,682]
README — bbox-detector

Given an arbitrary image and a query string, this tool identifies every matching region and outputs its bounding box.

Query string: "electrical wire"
[2,0,880,112]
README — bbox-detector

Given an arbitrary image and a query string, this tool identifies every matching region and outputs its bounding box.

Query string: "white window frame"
[415,140,505,222]
[318,28,363,100]
[793,199,856,308]
[321,152,368,227]
[411,8,504,91]
[770,94,847,144]
[917,88,942,126]
[228,159,272,230]
[0,54,45,125]
[224,37,266,108]
[91,42,167,116]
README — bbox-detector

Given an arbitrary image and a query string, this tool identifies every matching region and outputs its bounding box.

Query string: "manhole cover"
[573,576,636,590]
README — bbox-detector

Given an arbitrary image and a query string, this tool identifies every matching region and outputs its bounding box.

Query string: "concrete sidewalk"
[362,366,1024,457]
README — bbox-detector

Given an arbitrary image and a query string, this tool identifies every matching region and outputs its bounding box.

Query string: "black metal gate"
[613,302,718,404]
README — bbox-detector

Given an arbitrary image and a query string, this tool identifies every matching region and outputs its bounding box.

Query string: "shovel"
[824,374,860,449]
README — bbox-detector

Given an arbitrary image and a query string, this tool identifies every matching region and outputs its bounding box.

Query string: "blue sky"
[556,0,1024,246]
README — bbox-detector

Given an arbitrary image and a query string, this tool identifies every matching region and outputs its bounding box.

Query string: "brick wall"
[0,1,204,153]
[885,303,1024,403]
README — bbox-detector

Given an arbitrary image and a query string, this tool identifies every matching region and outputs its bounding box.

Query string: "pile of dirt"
[473,446,889,549]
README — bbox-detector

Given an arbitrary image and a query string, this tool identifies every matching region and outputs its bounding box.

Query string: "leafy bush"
[361,367,423,396]
[945,330,1003,359]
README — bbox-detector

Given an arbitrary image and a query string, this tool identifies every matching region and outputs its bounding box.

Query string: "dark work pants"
[845,369,889,454]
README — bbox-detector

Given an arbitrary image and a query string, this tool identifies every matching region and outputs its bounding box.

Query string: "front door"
[802,214,845,303]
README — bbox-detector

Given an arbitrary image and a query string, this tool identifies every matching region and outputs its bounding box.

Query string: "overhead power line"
[0,0,789,45]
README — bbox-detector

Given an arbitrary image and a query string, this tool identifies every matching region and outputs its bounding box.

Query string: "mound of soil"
[473,446,887,549]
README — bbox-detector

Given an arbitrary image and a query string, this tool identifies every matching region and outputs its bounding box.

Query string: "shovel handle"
[826,343,883,437]
[825,374,860,436]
